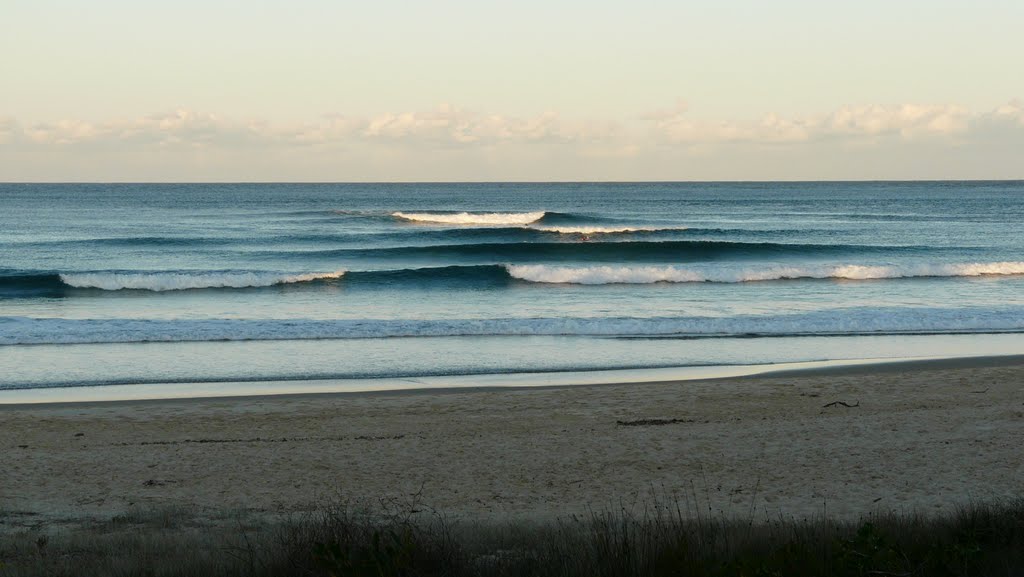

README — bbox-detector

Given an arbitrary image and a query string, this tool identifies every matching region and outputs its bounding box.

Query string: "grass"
[2,496,1023,576]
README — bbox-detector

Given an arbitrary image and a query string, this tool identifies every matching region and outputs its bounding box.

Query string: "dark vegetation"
[2,496,1023,577]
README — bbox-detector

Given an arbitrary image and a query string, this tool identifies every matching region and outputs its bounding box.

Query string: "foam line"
[59,271,346,292]
[505,262,1024,284]
[392,211,546,225]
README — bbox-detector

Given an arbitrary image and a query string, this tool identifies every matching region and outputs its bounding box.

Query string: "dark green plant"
[832,522,906,575]
[313,528,417,577]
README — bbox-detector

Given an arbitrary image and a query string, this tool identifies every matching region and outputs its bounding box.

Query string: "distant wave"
[6,225,872,252]
[273,239,912,263]
[6,226,699,250]
[529,225,687,234]
[506,262,1024,284]
[10,236,233,248]
[58,271,346,292]
[393,211,546,225]
[4,305,1024,345]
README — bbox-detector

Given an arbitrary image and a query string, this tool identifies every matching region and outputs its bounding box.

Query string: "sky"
[2,0,1023,181]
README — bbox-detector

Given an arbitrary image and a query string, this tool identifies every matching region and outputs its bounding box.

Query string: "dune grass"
[2,496,1023,576]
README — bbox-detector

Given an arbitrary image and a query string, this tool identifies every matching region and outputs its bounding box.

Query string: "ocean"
[2,181,1023,397]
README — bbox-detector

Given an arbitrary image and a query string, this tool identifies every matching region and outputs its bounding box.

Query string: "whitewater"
[505,262,1024,284]
[392,211,546,225]
[59,270,347,291]
[6,261,1023,294]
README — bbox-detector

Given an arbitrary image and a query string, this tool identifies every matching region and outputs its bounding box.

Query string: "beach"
[4,356,1023,529]
[6,3,1024,570]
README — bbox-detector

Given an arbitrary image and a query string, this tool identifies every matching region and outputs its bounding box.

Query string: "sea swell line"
[274,239,914,262]
[3,306,1024,345]
[529,225,688,234]
[2,260,1024,295]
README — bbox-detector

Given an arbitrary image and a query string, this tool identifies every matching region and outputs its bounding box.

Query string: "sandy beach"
[3,357,1024,529]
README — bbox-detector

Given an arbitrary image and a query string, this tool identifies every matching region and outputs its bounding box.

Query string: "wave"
[529,225,687,234]
[3,260,1021,296]
[60,270,347,292]
[274,239,912,263]
[393,211,547,225]
[10,236,235,248]
[344,265,510,285]
[4,306,1024,345]
[506,262,1024,284]
[9,226,700,251]
[0,267,509,296]
[9,227,829,255]
[57,271,346,292]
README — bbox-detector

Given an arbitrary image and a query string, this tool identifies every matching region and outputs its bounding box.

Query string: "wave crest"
[392,211,546,225]
[506,262,1024,284]
[59,271,346,292]
[529,225,686,234]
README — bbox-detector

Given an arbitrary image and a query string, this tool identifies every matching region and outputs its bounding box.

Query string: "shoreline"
[2,352,1023,407]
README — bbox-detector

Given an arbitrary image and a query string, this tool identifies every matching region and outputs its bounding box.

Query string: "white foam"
[392,211,546,225]
[3,306,1024,345]
[59,271,346,292]
[505,262,1024,285]
[528,225,684,234]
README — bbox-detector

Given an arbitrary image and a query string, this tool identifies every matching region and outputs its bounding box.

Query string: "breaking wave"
[392,211,547,225]
[58,270,346,292]
[3,261,1023,297]
[506,262,1024,284]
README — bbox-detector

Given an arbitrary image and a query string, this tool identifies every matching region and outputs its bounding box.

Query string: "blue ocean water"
[1,182,1023,392]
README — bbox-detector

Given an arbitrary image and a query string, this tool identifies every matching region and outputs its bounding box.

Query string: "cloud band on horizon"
[2,101,1022,181]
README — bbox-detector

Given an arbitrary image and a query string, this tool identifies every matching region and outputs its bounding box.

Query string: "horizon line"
[3,178,1024,185]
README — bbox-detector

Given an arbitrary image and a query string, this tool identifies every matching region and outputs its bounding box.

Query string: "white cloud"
[987,100,1024,127]
[650,103,985,145]
[824,104,969,138]
[0,117,19,144]
[24,120,101,144]
[7,106,602,149]
[2,101,1022,180]
[359,105,580,146]
[15,111,257,147]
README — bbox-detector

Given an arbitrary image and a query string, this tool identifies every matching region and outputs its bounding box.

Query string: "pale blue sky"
[2,1,1022,180]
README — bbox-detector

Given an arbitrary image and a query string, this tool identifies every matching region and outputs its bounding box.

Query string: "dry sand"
[3,357,1024,529]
